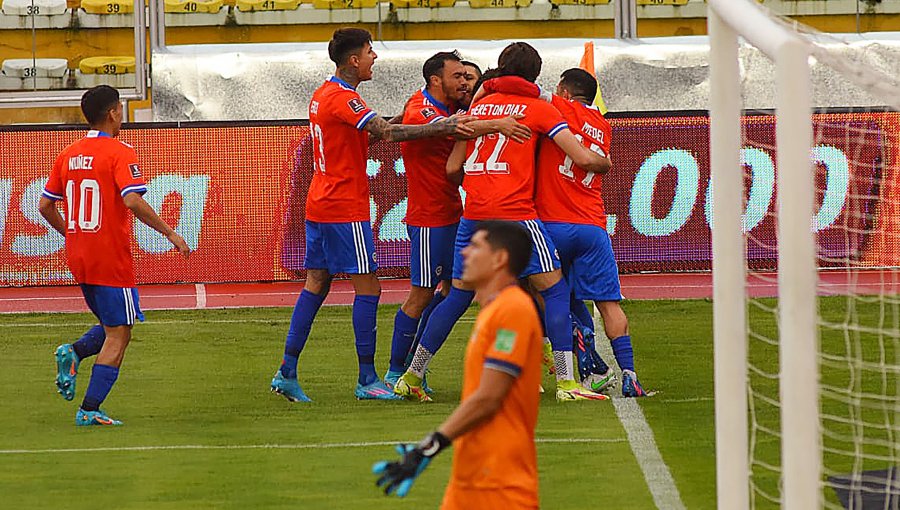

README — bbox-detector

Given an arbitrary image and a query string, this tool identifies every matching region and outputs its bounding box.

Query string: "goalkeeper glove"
[372,431,451,497]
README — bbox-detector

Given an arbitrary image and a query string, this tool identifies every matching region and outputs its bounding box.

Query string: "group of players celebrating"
[42,25,648,508]
[271,28,647,405]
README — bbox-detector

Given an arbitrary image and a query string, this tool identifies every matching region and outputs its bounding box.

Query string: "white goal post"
[708,1,820,509]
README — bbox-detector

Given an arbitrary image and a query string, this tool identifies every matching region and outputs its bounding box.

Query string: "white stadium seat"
[0,0,67,15]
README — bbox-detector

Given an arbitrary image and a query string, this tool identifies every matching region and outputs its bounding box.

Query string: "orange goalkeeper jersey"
[441,285,543,510]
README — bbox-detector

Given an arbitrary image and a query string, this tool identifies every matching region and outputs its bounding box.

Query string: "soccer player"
[39,85,191,426]
[482,69,648,397]
[373,221,543,508]
[459,60,482,109]
[385,51,531,390]
[270,28,475,402]
[394,42,611,402]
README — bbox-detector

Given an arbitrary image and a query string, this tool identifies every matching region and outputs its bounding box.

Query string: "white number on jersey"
[65,178,101,233]
[558,133,605,188]
[311,122,327,174]
[463,134,511,175]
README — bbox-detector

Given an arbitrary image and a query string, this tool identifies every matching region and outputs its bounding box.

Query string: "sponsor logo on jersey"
[348,98,366,114]
[421,107,437,120]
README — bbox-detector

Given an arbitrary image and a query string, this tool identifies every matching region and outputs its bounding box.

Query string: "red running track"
[0,271,897,314]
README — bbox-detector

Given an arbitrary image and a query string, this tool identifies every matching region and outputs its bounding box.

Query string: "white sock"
[408,345,433,379]
[553,350,575,381]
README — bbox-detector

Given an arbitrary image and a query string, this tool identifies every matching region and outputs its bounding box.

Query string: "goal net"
[709,1,900,508]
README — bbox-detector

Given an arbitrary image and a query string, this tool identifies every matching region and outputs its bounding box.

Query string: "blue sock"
[570,297,595,336]
[389,308,420,373]
[81,363,119,412]
[280,289,325,379]
[541,280,572,352]
[353,294,380,385]
[405,291,446,367]
[420,287,474,355]
[611,335,635,372]
[72,324,105,360]
[530,295,547,337]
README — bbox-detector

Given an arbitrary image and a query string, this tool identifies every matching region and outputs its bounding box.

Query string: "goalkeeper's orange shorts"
[440,483,538,510]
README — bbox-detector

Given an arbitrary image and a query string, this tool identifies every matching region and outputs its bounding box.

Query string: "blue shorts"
[305,220,377,274]
[544,222,621,302]
[452,218,561,280]
[80,284,145,327]
[409,223,458,288]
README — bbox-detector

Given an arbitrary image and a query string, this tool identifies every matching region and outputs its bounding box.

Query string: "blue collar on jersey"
[421,87,452,116]
[328,75,357,91]
[86,130,112,138]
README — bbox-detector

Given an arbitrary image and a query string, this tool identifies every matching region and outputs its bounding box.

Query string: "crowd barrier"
[2,111,898,286]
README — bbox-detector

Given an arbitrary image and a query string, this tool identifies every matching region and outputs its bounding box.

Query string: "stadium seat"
[391,0,454,7]
[80,0,132,14]
[78,56,135,74]
[467,0,531,7]
[235,0,300,11]
[549,0,608,5]
[2,58,68,78]
[75,57,135,88]
[1,0,67,15]
[311,0,377,8]
[635,0,688,5]
[164,0,224,12]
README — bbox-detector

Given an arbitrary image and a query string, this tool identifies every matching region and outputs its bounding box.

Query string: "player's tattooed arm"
[462,116,531,144]
[553,128,612,174]
[446,141,467,186]
[38,197,67,236]
[365,114,476,142]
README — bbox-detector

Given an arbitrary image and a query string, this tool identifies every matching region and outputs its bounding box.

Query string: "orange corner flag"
[579,42,608,115]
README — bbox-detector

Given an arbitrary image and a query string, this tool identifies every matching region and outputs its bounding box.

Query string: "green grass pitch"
[0,298,895,509]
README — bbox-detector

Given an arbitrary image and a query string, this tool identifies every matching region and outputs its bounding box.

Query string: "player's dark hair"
[476,221,533,277]
[559,68,597,104]
[422,51,462,85]
[80,85,119,125]
[328,28,372,66]
[497,42,542,83]
[460,60,482,78]
[472,68,501,98]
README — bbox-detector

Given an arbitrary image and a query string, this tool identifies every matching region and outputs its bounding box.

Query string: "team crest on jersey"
[421,107,437,120]
[347,98,366,114]
[129,164,142,178]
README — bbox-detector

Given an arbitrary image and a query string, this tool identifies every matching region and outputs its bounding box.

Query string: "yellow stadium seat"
[165,0,223,12]
[550,0,608,5]
[235,0,299,11]
[467,0,530,7]
[79,56,135,74]
[635,0,688,5]
[80,0,132,14]
[391,0,454,7]
[311,0,376,8]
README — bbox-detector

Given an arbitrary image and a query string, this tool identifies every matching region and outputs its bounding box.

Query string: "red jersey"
[400,88,462,227]
[536,95,611,228]
[462,93,567,221]
[42,130,147,287]
[306,76,378,223]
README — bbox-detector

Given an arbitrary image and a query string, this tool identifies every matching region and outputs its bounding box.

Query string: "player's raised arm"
[552,128,611,174]
[365,113,475,142]
[122,193,191,258]
[461,116,531,144]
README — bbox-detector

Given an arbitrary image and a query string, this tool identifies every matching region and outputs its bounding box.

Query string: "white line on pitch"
[595,316,687,510]
[0,437,624,455]
[194,283,207,309]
